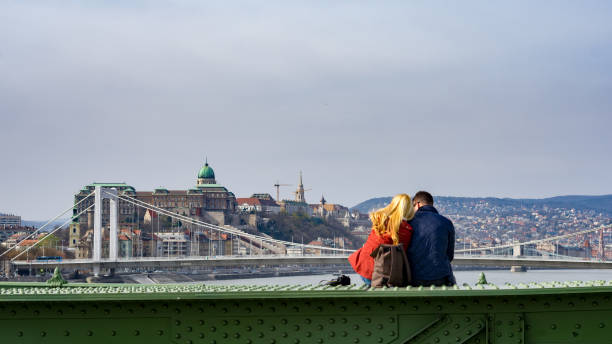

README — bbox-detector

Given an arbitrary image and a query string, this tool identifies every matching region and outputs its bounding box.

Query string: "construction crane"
[273,181,291,202]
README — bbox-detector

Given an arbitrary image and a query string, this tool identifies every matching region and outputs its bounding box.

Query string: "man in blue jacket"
[407,191,456,286]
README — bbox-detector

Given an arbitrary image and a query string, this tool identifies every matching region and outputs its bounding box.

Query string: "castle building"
[69,160,236,249]
[278,172,312,215]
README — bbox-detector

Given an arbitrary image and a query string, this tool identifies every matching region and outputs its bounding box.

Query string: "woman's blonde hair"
[370,193,415,245]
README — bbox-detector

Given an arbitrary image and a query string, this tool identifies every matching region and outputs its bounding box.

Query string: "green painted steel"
[1,280,612,343]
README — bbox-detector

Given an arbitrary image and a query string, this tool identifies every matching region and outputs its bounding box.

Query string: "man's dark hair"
[413,191,434,205]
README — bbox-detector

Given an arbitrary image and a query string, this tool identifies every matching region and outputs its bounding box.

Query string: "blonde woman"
[348,193,415,286]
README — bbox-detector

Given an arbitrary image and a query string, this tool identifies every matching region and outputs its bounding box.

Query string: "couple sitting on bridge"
[349,191,456,287]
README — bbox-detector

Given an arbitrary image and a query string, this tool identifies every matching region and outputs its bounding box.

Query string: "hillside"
[256,212,360,249]
[351,194,612,215]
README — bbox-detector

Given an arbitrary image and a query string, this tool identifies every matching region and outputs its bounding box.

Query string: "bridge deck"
[11,254,612,270]
[1,280,611,343]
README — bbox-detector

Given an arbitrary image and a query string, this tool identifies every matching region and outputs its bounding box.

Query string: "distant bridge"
[11,254,612,271]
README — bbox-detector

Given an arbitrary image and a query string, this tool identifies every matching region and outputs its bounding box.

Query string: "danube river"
[200,269,612,286]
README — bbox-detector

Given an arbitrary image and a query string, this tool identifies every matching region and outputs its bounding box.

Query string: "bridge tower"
[93,186,119,276]
[599,228,606,261]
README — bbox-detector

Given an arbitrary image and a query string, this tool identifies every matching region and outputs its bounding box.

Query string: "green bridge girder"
[1,280,612,344]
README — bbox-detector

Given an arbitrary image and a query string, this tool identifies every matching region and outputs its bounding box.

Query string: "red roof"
[237,198,263,206]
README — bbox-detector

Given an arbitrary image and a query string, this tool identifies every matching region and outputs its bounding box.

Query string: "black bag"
[370,243,411,288]
[323,274,351,286]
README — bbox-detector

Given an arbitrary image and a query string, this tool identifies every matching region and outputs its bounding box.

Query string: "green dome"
[198,163,215,179]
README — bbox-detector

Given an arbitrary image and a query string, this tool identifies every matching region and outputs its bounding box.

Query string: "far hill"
[351,194,612,215]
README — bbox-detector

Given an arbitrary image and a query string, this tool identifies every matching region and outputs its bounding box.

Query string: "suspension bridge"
[2,187,610,276]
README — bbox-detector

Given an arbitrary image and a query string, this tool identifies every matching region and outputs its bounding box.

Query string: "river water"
[201,269,612,286]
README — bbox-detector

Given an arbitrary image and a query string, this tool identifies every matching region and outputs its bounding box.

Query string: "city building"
[0,226,35,245]
[70,160,237,251]
[236,194,281,215]
[0,213,21,228]
[278,172,312,215]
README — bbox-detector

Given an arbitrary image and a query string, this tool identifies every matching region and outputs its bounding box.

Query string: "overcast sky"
[1,1,612,219]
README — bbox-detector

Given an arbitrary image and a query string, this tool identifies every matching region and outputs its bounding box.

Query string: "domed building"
[197,160,216,185]
[70,160,237,250]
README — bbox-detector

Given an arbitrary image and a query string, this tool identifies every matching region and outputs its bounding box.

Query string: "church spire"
[295,171,306,203]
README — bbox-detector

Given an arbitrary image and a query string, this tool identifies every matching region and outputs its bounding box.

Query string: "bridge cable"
[113,191,353,253]
[10,203,96,262]
[109,190,354,253]
[0,191,95,259]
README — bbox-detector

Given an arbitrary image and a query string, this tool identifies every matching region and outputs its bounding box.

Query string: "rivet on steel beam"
[444,330,450,336]
[317,339,323,344]
[466,330,472,335]
[64,330,70,336]
[464,317,471,322]
[57,310,63,315]
[187,326,193,332]
[575,324,581,329]
[305,332,312,337]
[353,338,359,343]
[16,331,23,337]
[341,331,348,337]
[434,338,440,343]
[175,333,181,339]
[157,330,164,336]
[222,320,228,326]
[389,331,396,336]
[282,332,288,338]
[176,320,181,326]
[600,323,606,328]
[353,325,360,330]
[210,326,216,332]
[87,330,93,336]
[454,324,460,329]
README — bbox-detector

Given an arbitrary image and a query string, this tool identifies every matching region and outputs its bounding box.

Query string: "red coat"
[348,220,413,279]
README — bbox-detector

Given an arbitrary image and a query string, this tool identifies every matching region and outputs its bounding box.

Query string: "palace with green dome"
[70,160,237,250]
